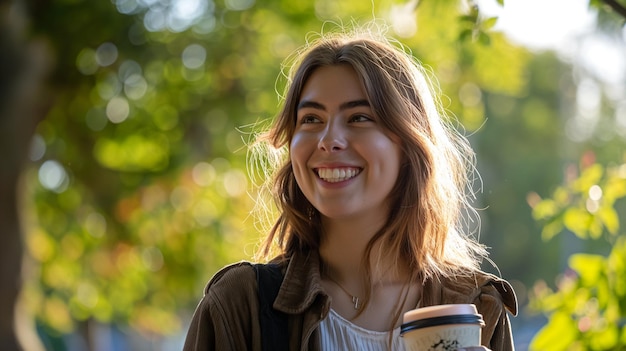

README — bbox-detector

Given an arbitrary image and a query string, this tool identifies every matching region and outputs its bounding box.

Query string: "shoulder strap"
[254,263,289,351]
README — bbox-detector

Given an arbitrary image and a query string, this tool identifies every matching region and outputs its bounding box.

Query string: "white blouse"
[319,309,407,351]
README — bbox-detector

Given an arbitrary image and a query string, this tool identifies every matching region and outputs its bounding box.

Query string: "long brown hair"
[252,28,487,282]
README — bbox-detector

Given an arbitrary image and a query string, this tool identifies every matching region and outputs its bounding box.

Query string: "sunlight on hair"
[240,119,286,243]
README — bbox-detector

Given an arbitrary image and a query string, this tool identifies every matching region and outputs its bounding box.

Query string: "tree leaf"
[532,198,558,220]
[572,163,603,193]
[569,253,604,285]
[590,325,619,349]
[478,31,491,45]
[459,15,477,23]
[563,207,591,238]
[598,206,619,235]
[481,16,498,30]
[541,219,564,241]
[458,28,474,42]
[530,311,578,351]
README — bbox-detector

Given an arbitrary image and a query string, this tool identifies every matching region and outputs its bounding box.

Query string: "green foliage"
[529,157,626,350]
[532,160,626,241]
[458,6,498,45]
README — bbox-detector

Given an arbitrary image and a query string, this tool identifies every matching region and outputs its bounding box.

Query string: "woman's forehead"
[297,65,367,106]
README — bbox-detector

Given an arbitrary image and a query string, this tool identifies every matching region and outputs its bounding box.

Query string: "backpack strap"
[254,263,289,351]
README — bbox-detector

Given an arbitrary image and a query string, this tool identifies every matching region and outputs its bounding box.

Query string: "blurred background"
[1,0,625,350]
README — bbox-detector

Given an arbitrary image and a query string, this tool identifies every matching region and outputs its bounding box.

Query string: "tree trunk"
[0,0,52,349]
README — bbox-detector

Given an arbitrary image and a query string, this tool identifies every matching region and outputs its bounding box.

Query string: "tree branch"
[602,0,626,20]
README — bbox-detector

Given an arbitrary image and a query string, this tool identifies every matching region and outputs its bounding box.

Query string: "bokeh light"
[38,160,69,193]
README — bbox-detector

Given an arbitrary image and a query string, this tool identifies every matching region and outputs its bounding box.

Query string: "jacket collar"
[273,250,329,314]
[421,272,518,316]
[271,250,518,317]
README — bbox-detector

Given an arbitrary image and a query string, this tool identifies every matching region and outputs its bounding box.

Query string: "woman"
[183,28,517,351]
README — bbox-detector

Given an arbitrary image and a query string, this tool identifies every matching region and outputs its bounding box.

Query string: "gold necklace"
[326,276,362,310]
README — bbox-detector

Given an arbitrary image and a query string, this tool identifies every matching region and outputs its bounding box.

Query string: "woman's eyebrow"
[296,99,370,111]
[296,100,325,111]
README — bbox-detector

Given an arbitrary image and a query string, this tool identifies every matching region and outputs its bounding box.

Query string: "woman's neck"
[318,215,405,285]
[317,216,420,331]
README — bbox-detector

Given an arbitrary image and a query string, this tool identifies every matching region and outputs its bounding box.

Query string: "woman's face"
[290,64,403,222]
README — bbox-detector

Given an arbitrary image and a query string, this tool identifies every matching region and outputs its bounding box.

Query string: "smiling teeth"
[317,168,360,183]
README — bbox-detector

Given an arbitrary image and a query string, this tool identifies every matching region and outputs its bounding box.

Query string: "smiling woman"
[183,24,517,351]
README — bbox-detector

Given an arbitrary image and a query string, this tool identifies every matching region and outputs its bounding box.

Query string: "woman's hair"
[252,26,488,280]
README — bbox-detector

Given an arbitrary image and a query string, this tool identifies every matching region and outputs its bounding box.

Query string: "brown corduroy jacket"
[183,251,518,351]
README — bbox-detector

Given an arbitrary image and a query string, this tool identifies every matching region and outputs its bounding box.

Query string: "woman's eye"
[300,115,320,124]
[350,114,372,123]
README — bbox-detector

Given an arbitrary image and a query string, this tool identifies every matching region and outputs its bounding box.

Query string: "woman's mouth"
[315,167,361,183]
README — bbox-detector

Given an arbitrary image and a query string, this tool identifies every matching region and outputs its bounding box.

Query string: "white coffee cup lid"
[403,304,478,323]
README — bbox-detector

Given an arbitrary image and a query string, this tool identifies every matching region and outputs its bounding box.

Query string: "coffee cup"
[400,304,485,350]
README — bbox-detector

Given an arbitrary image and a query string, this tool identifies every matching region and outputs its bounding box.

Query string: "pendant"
[352,296,361,310]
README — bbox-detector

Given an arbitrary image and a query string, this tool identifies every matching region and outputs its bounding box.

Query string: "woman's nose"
[318,122,347,152]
